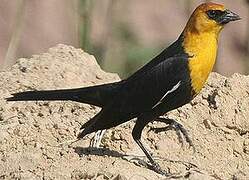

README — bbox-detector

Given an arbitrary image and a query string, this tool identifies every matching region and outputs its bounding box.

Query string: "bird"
[6,2,240,175]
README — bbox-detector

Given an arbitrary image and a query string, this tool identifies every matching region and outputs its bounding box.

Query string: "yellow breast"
[183,32,218,94]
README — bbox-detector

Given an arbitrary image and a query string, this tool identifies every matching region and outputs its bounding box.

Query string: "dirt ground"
[0,44,249,180]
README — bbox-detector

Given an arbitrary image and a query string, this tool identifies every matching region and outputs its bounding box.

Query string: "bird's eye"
[206,10,224,20]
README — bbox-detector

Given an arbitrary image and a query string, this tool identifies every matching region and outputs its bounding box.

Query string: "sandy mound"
[0,44,248,180]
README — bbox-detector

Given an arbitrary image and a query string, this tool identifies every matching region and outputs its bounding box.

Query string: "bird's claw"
[122,155,147,166]
[171,121,195,149]
[122,155,169,176]
[90,129,106,148]
[150,118,195,152]
[149,162,169,176]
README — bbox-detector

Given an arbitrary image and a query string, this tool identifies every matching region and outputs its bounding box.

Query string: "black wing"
[118,55,191,114]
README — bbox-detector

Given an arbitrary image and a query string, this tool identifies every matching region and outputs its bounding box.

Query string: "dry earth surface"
[0,44,249,180]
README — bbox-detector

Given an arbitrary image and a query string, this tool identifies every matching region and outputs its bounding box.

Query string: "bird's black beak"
[218,9,241,24]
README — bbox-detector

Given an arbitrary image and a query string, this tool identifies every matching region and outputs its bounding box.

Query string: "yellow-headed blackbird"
[7,2,240,175]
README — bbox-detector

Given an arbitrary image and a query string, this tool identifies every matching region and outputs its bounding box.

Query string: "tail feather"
[6,89,81,102]
[6,82,121,107]
[78,111,102,138]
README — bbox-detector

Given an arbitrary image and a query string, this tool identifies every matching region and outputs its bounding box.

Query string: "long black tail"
[6,82,121,107]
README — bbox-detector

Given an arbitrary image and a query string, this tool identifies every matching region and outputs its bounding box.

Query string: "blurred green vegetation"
[78,0,161,78]
[3,0,248,75]
[115,23,159,77]
[78,0,93,54]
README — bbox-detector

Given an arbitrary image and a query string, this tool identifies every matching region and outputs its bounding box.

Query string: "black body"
[6,35,193,174]
[7,35,193,137]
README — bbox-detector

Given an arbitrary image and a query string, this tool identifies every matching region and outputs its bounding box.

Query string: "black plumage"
[6,35,193,174]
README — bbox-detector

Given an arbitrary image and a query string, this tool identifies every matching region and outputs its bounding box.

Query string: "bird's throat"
[183,31,218,94]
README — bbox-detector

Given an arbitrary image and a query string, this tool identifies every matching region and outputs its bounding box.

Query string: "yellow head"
[184,2,240,35]
[182,2,240,94]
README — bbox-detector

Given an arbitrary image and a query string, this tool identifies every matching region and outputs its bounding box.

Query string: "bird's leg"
[132,116,169,176]
[134,138,169,175]
[56,130,106,148]
[90,129,106,148]
[150,117,194,150]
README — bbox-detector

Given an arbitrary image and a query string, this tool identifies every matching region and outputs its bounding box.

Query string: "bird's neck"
[182,30,219,94]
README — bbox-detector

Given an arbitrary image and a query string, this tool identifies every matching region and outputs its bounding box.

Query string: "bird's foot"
[149,162,169,176]
[150,118,195,152]
[123,154,200,177]
[90,129,106,148]
[122,154,148,167]
[122,155,169,176]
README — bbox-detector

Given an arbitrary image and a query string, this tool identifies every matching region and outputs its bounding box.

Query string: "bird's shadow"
[73,146,126,158]
[73,146,201,179]
[73,146,156,175]
[73,146,151,170]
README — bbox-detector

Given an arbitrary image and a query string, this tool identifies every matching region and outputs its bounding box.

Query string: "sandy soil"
[0,44,248,180]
